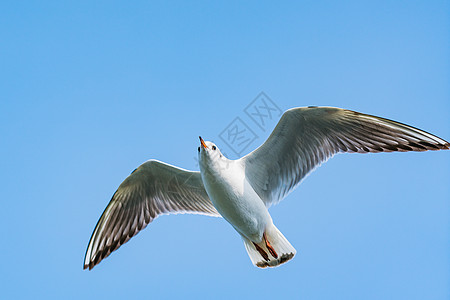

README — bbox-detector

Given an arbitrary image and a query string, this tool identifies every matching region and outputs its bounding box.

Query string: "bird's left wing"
[240,106,449,207]
[84,159,219,270]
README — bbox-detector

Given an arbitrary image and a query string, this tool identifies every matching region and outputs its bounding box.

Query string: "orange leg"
[253,242,269,262]
[263,232,278,259]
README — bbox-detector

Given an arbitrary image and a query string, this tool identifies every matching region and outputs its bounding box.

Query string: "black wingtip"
[83,262,94,270]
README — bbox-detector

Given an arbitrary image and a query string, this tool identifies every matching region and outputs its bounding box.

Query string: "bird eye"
[212,145,216,150]
[198,147,200,152]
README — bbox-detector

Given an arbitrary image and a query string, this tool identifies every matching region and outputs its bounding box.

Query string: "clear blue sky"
[1,1,449,299]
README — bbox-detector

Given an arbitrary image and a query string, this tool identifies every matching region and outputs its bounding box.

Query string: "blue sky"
[1,1,449,299]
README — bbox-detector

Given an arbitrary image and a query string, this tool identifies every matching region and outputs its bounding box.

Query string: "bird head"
[198,136,228,172]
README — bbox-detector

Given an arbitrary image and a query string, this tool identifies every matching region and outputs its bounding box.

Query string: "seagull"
[84,106,449,270]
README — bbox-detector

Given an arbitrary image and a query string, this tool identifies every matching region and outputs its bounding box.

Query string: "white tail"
[243,224,296,268]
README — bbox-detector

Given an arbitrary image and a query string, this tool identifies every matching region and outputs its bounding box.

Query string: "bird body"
[198,140,295,266]
[84,106,449,270]
[199,152,269,242]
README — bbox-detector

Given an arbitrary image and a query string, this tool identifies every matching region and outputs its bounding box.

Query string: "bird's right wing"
[84,159,219,270]
[241,106,449,207]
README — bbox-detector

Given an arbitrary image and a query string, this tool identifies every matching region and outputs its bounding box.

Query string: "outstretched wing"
[84,159,219,270]
[241,106,449,207]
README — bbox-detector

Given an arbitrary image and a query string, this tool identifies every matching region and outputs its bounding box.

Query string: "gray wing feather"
[84,160,219,270]
[241,106,449,207]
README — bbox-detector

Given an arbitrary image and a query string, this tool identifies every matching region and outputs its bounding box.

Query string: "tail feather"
[243,224,296,268]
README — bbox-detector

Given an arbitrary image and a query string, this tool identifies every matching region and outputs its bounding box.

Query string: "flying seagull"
[84,106,449,270]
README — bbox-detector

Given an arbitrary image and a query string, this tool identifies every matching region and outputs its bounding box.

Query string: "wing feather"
[241,107,449,207]
[84,159,219,270]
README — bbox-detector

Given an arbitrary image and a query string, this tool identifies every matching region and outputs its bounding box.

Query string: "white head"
[198,136,229,174]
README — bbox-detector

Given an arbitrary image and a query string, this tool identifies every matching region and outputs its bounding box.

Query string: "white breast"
[200,160,271,242]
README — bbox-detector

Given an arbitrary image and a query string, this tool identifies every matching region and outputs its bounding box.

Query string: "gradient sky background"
[1,1,449,299]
